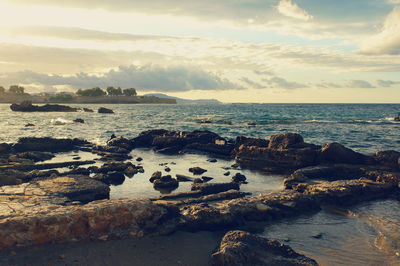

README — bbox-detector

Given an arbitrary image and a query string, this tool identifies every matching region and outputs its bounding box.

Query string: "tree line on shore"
[0,85,137,97]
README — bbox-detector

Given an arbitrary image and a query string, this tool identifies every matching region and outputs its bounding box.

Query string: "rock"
[176,174,194,182]
[107,136,132,150]
[247,122,256,126]
[236,145,319,174]
[10,101,79,112]
[83,108,94,112]
[394,113,400,122]
[191,182,240,195]
[207,159,218,163]
[96,161,138,174]
[150,171,162,183]
[136,157,143,162]
[93,171,125,185]
[374,150,400,169]
[63,167,90,176]
[24,123,35,127]
[234,136,269,151]
[189,167,207,175]
[13,137,88,152]
[156,145,183,155]
[164,167,171,172]
[73,118,84,123]
[98,107,114,114]
[124,166,139,177]
[223,171,231,176]
[193,178,204,184]
[35,175,110,202]
[211,230,318,266]
[185,143,234,156]
[232,173,246,183]
[153,175,179,190]
[268,133,304,150]
[202,176,213,182]
[320,142,370,164]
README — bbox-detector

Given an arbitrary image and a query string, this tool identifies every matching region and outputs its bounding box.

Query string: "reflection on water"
[261,200,400,266]
[110,149,284,199]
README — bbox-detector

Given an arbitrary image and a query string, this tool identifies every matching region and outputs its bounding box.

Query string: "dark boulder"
[10,101,79,112]
[185,143,234,156]
[93,171,125,185]
[106,136,132,150]
[211,230,318,266]
[320,142,370,164]
[202,176,214,182]
[83,108,94,112]
[97,161,139,174]
[236,145,319,174]
[232,173,246,183]
[150,171,162,183]
[189,167,207,175]
[24,123,35,127]
[73,118,84,123]
[191,182,240,195]
[98,107,114,114]
[394,113,400,122]
[268,133,304,150]
[153,175,179,190]
[13,137,87,152]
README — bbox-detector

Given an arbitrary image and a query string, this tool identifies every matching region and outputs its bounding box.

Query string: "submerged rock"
[176,174,194,182]
[211,230,318,266]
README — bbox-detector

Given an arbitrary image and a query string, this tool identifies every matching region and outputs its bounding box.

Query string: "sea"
[1,103,400,265]
[1,103,399,154]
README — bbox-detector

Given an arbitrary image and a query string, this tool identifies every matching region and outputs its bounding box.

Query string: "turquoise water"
[1,103,399,154]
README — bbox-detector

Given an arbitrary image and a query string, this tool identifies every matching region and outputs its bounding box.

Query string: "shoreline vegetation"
[0,85,176,104]
[1,129,400,264]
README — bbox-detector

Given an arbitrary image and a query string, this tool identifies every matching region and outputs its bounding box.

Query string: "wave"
[50,118,72,126]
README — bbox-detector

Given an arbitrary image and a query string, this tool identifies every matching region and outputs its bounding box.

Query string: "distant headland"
[0,85,176,104]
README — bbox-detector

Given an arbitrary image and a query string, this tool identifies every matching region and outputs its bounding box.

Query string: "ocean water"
[1,103,399,154]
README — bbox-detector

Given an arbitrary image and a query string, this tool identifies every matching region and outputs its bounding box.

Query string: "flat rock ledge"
[0,198,176,250]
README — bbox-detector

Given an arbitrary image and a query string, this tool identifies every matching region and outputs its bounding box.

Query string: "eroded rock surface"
[211,230,318,266]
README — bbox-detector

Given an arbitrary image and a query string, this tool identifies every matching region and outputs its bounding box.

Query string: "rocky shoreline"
[1,129,400,264]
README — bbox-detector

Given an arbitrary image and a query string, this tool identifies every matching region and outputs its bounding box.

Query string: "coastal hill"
[0,85,176,104]
[144,93,221,104]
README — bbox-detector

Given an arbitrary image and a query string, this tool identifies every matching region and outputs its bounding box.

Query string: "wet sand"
[0,230,224,266]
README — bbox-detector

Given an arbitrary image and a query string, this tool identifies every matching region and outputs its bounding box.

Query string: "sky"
[0,0,399,103]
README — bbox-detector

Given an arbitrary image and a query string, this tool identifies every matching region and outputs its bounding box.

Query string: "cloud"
[347,80,375,88]
[360,7,400,55]
[240,77,266,89]
[387,0,400,4]
[377,79,400,87]
[316,82,343,88]
[1,64,242,92]
[277,0,313,21]
[262,76,306,89]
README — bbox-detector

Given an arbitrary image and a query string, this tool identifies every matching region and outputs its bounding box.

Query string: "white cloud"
[377,79,400,87]
[277,0,313,21]
[347,80,375,89]
[262,76,307,89]
[0,64,242,92]
[360,7,400,55]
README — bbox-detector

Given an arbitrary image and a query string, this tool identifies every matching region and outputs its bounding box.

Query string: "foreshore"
[1,129,400,265]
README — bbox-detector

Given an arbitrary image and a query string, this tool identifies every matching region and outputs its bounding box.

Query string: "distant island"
[144,93,221,104]
[0,85,176,104]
